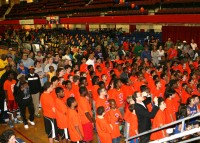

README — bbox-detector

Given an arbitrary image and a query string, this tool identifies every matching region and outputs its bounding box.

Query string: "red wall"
[0,14,200,25]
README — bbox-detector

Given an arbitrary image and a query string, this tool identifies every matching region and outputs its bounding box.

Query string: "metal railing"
[125,112,200,143]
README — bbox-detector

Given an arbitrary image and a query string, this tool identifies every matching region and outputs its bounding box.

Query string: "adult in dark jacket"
[26,66,41,118]
[132,91,159,143]
[14,74,35,129]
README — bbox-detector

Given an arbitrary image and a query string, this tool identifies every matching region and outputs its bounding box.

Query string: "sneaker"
[28,120,35,126]
[35,114,41,118]
[54,136,59,142]
[24,124,29,129]
[14,119,23,124]
[8,121,14,128]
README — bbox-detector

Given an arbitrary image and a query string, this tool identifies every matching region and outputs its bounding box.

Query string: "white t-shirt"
[191,43,197,50]
[157,50,165,60]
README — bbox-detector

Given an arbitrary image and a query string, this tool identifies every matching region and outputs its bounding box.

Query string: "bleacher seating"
[0,4,9,17]
[105,10,148,16]
[4,0,200,19]
[156,8,200,14]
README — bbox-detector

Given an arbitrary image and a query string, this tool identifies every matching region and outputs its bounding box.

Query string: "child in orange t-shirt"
[124,96,135,138]
[105,99,123,143]
[165,89,176,124]
[96,106,113,143]
[55,87,69,142]
[151,97,166,141]
[126,104,138,143]
[4,72,19,128]
[67,97,84,142]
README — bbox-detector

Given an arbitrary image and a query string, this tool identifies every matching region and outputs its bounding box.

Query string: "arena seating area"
[0,0,199,19]
[0,4,9,17]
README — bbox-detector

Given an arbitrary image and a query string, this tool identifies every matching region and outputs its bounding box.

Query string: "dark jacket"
[26,73,41,94]
[135,97,159,133]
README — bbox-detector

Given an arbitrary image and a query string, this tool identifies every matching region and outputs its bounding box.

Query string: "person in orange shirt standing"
[96,106,113,143]
[192,83,200,96]
[78,86,94,143]
[181,83,191,104]
[96,87,110,112]
[80,57,88,73]
[113,79,125,116]
[133,72,146,92]
[62,80,76,102]
[63,65,72,80]
[40,82,57,143]
[4,72,21,128]
[164,89,176,124]
[91,76,100,102]
[67,97,84,143]
[126,104,138,143]
[151,81,165,99]
[105,99,123,143]
[150,97,167,141]
[55,87,69,143]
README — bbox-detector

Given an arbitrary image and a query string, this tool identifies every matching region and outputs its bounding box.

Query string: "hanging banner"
[19,19,34,25]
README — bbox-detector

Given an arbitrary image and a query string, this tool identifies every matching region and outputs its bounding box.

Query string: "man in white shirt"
[190,39,197,51]
[86,53,95,69]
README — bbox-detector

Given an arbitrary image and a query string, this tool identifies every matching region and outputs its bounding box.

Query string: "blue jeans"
[112,137,120,143]
[130,138,139,143]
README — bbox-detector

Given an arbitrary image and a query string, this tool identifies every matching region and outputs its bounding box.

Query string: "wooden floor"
[0,110,125,143]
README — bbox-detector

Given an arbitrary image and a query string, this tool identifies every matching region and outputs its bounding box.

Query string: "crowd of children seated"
[0,28,199,143]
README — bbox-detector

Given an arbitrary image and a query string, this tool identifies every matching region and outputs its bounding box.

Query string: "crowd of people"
[0,28,199,143]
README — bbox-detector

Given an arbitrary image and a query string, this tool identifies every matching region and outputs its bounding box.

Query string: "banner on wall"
[19,19,34,25]
[46,16,60,24]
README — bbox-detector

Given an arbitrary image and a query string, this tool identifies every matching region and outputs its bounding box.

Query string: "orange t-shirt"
[55,98,68,129]
[80,63,88,73]
[181,89,191,104]
[147,77,156,92]
[151,109,166,140]
[126,113,138,137]
[151,87,165,99]
[40,92,56,118]
[4,79,16,100]
[51,89,57,102]
[91,85,99,101]
[160,79,167,89]
[134,80,146,92]
[96,117,112,143]
[173,91,181,112]
[114,69,122,78]
[107,89,116,100]
[130,76,137,84]
[192,90,200,96]
[105,109,122,138]
[86,74,92,89]
[96,70,103,79]
[95,97,110,112]
[113,88,124,108]
[63,73,69,80]
[121,85,135,100]
[165,98,176,124]
[62,88,76,103]
[72,83,80,100]
[67,108,84,142]
[78,96,92,124]
[123,108,131,121]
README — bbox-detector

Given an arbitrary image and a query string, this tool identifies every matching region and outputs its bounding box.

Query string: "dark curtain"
[162,26,200,48]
